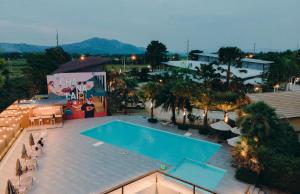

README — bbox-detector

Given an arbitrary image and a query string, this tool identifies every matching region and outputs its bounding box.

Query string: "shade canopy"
[29,133,35,147]
[210,121,232,131]
[230,127,242,135]
[21,144,30,160]
[5,179,17,194]
[227,136,241,147]
[16,159,23,177]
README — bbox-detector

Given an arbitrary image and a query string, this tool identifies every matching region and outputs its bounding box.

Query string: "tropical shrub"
[234,102,300,193]
[177,124,189,130]
[198,125,211,135]
[148,118,158,123]
[235,167,258,184]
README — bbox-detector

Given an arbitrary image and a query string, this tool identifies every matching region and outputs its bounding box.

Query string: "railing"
[99,170,218,194]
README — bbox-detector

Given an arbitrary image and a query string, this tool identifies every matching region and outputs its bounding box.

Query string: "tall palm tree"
[171,79,194,125]
[192,89,215,127]
[195,62,220,89]
[218,47,243,89]
[140,81,162,119]
[155,80,177,124]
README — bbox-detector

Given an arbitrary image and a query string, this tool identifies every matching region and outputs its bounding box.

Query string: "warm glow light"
[80,55,85,61]
[131,55,136,60]
[224,112,229,123]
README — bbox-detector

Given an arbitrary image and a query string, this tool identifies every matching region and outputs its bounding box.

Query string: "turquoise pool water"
[169,159,226,191]
[81,120,225,190]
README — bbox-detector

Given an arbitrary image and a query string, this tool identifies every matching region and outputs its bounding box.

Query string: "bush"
[178,124,189,130]
[187,113,196,123]
[259,150,300,194]
[148,118,158,123]
[198,125,210,135]
[235,168,258,184]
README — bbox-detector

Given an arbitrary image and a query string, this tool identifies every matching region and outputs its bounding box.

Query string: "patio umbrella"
[5,179,17,194]
[227,136,241,147]
[29,133,35,148]
[21,144,30,161]
[16,159,23,187]
[230,127,242,135]
[210,121,232,131]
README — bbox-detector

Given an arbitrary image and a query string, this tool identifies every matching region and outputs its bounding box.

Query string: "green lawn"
[7,59,27,77]
[104,64,149,72]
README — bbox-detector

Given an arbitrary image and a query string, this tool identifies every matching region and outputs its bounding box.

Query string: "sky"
[0,0,300,52]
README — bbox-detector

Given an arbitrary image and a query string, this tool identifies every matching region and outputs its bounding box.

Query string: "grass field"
[7,59,27,77]
[104,64,149,72]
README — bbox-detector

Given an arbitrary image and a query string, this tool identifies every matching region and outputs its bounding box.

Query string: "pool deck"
[0,115,248,194]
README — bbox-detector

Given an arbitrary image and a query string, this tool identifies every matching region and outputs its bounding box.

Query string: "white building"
[162,53,273,85]
[197,53,273,73]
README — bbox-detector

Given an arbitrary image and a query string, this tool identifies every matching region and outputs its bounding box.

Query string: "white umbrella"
[231,127,242,135]
[227,136,241,147]
[210,121,232,131]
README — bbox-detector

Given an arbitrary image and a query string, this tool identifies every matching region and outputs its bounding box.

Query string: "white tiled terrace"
[0,115,248,194]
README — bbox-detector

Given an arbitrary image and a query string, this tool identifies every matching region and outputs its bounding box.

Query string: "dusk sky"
[1,0,300,52]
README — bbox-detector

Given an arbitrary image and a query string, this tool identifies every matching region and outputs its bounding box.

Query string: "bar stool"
[29,118,35,127]
[38,117,43,126]
[50,116,56,126]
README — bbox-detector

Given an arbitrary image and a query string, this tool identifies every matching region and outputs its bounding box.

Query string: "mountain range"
[0,37,145,54]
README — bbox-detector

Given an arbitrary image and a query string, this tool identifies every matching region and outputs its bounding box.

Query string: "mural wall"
[47,72,107,119]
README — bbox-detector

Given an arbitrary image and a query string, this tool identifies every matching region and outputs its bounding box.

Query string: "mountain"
[0,37,145,54]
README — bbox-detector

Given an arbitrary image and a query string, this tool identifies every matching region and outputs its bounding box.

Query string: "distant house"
[53,56,111,73]
[247,91,300,135]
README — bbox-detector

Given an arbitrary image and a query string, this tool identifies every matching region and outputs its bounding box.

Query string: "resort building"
[247,91,300,136]
[163,60,269,85]
[197,53,273,73]
[0,56,250,194]
[162,53,273,85]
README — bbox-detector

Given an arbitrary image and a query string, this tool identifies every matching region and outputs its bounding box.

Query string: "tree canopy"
[145,41,168,71]
[218,47,243,88]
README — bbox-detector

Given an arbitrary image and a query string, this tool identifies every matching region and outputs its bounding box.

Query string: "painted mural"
[47,72,107,119]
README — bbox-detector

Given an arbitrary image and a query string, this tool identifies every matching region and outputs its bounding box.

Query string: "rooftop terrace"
[0,116,248,194]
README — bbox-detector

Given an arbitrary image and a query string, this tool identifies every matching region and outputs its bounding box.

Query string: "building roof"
[163,60,263,80]
[196,53,273,64]
[196,53,219,58]
[53,56,110,73]
[241,58,273,64]
[247,92,300,119]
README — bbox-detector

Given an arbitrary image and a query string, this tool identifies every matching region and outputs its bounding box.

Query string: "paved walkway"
[0,115,248,194]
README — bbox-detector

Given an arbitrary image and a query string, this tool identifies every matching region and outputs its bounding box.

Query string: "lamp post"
[273,84,280,93]
[131,55,136,65]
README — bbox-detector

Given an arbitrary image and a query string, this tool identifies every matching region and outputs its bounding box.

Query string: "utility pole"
[253,43,256,54]
[186,40,189,69]
[56,30,59,47]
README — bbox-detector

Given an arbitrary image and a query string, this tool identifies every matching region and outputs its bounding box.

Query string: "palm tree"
[155,80,177,124]
[237,101,278,142]
[192,89,215,127]
[218,47,243,89]
[195,62,220,88]
[171,79,194,125]
[140,81,162,119]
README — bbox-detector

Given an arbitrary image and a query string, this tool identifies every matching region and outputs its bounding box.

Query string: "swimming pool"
[81,120,225,190]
